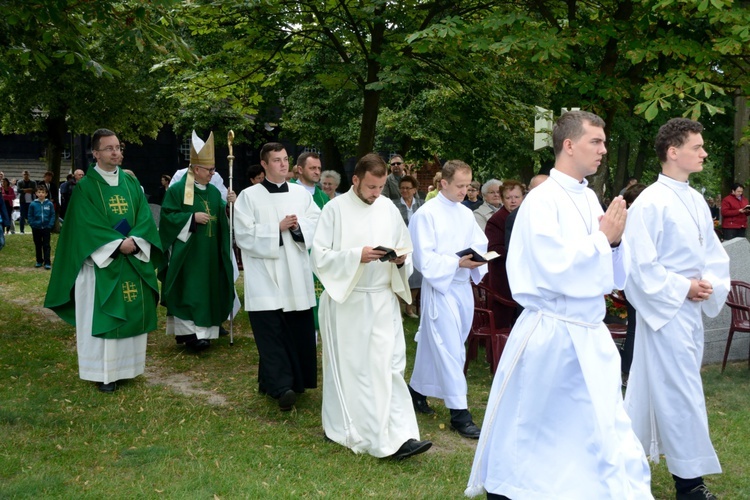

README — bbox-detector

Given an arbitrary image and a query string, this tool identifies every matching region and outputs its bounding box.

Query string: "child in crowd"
[28,184,56,269]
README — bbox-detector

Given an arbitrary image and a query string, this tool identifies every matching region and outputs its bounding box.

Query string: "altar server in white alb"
[311,153,432,460]
[624,118,729,500]
[408,159,488,439]
[467,111,652,499]
[234,142,321,411]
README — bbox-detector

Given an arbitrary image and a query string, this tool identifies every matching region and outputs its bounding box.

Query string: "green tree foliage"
[0,0,194,178]
[406,0,750,193]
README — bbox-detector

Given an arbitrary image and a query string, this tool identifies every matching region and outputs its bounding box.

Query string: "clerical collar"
[194,182,207,191]
[436,192,458,206]
[94,165,119,187]
[95,165,118,177]
[550,168,587,193]
[261,178,289,193]
[298,182,315,195]
[658,173,689,190]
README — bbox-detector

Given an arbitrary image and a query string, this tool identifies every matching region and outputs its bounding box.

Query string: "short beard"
[354,185,374,205]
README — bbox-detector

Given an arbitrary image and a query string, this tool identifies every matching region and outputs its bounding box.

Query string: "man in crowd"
[39,170,59,210]
[17,170,36,233]
[472,179,502,231]
[159,131,236,352]
[312,153,431,460]
[467,111,651,499]
[408,160,488,439]
[291,152,328,209]
[59,169,84,218]
[380,155,406,201]
[45,128,162,393]
[720,182,748,240]
[234,142,321,411]
[625,118,729,500]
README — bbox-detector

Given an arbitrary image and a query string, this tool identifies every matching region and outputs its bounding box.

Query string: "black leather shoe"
[278,389,297,411]
[392,439,433,460]
[677,484,717,500]
[451,421,481,439]
[97,382,116,393]
[414,398,435,415]
[186,339,211,352]
[219,326,229,337]
[409,385,435,415]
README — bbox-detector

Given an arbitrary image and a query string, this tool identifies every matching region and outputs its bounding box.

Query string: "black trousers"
[723,227,746,240]
[32,227,51,265]
[248,309,317,398]
[621,298,636,375]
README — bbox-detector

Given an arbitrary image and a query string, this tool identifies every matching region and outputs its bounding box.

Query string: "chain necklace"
[657,179,703,246]
[552,177,592,235]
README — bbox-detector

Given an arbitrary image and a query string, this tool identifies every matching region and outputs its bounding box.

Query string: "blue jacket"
[28,199,56,229]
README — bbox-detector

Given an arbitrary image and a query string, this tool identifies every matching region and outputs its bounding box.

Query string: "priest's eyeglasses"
[97,145,124,153]
[194,166,216,173]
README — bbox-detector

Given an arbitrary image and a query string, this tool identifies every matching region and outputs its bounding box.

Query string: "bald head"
[529,174,548,191]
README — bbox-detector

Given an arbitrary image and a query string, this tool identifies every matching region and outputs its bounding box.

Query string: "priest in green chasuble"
[45,128,162,393]
[159,131,236,352]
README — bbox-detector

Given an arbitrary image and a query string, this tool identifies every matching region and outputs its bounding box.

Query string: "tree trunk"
[614,139,630,193]
[355,9,385,159]
[633,138,648,181]
[321,137,346,189]
[46,114,67,183]
[734,92,749,184]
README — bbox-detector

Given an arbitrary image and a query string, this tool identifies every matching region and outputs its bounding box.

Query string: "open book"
[455,247,499,263]
[374,246,412,262]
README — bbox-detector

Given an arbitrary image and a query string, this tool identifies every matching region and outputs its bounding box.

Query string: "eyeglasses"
[390,162,403,166]
[96,145,124,153]
[399,186,415,190]
[194,166,216,174]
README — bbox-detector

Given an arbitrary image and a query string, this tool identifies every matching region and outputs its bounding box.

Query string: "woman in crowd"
[396,175,423,318]
[484,179,524,327]
[320,170,341,200]
[1,177,16,234]
[473,179,503,231]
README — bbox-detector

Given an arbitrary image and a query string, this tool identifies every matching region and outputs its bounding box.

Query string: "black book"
[374,246,412,262]
[455,247,500,263]
[113,218,132,237]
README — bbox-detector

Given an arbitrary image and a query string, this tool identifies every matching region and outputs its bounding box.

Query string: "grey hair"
[481,179,502,197]
[320,170,341,186]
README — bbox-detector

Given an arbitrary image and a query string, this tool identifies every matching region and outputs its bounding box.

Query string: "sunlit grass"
[0,233,748,498]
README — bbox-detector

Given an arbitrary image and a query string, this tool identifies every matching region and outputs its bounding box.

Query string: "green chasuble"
[44,168,162,339]
[159,178,234,328]
[290,179,329,209]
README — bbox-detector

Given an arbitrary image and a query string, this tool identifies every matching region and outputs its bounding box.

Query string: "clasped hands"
[688,279,713,302]
[599,196,627,246]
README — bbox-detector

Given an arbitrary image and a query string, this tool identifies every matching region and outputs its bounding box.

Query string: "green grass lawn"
[1,233,748,498]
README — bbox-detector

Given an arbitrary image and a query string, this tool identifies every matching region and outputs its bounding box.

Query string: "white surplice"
[234,182,320,312]
[311,189,419,457]
[467,169,652,499]
[624,174,729,479]
[408,192,488,410]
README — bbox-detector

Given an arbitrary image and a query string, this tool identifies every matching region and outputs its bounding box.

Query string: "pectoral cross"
[202,200,217,237]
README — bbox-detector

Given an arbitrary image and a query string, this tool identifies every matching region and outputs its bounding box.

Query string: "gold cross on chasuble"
[202,199,217,237]
[122,281,138,302]
[109,194,129,215]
